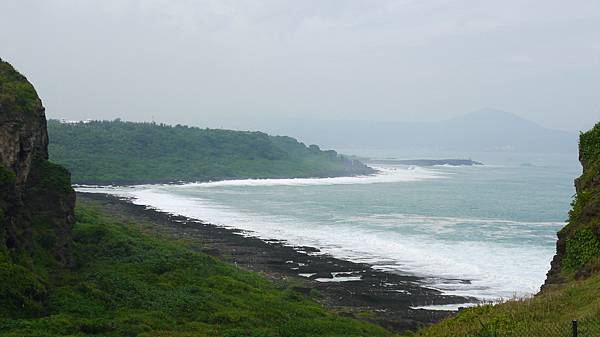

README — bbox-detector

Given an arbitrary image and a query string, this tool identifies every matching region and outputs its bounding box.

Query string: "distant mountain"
[260,109,578,153]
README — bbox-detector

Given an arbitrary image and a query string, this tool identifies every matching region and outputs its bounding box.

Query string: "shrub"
[563,228,600,273]
[580,122,600,168]
[0,262,47,317]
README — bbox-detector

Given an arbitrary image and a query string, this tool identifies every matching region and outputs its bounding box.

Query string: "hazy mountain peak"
[470,107,515,116]
[454,108,532,122]
[447,108,544,131]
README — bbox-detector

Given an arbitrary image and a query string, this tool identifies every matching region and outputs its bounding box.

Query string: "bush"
[580,122,600,168]
[0,263,47,317]
[563,228,600,273]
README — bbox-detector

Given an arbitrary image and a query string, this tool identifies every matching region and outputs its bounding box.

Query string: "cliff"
[544,122,600,286]
[0,58,75,316]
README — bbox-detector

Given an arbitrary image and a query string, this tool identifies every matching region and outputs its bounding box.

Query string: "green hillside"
[0,201,393,337]
[411,122,600,337]
[47,120,374,185]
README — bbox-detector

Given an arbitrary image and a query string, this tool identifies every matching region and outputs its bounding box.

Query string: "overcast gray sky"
[1,0,598,131]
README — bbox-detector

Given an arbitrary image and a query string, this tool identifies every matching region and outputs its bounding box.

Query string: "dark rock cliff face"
[544,123,600,288]
[0,58,75,268]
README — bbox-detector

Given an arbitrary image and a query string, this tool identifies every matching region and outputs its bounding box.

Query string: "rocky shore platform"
[78,192,476,333]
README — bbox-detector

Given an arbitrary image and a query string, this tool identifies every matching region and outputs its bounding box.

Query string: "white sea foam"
[315,276,362,282]
[174,166,445,188]
[79,189,559,300]
[77,167,564,301]
[411,303,479,311]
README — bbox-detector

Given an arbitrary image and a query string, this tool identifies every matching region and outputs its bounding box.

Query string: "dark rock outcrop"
[544,122,600,288]
[0,57,75,267]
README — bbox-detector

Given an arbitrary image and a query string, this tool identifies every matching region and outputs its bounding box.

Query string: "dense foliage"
[0,203,392,337]
[560,122,600,279]
[0,58,40,115]
[30,155,73,194]
[563,228,600,273]
[579,122,600,169]
[47,120,374,185]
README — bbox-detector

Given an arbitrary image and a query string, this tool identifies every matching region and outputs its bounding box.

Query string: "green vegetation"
[0,262,46,317]
[0,58,40,114]
[411,274,600,337]
[0,203,392,337]
[30,155,73,195]
[47,120,374,185]
[0,166,15,186]
[579,122,600,168]
[563,228,600,273]
[560,122,600,280]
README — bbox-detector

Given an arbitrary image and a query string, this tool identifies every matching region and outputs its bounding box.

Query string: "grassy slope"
[410,275,600,337]
[47,120,374,185]
[0,202,392,337]
[411,122,600,337]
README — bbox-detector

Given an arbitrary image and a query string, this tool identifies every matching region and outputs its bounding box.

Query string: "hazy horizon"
[1,0,599,132]
[49,107,583,133]
[49,108,579,155]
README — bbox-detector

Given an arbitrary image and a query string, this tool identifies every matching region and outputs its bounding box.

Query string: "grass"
[0,202,393,337]
[409,274,600,337]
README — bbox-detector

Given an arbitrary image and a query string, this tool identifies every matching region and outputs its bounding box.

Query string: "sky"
[0,0,598,131]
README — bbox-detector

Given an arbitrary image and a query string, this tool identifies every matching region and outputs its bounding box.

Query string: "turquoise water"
[82,152,580,301]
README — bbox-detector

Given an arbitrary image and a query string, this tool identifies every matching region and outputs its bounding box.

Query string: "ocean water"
[79,152,580,301]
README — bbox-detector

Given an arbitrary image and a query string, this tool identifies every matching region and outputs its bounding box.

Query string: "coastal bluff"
[0,58,75,315]
[545,123,600,286]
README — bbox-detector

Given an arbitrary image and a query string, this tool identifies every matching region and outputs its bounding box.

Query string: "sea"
[79,150,580,303]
